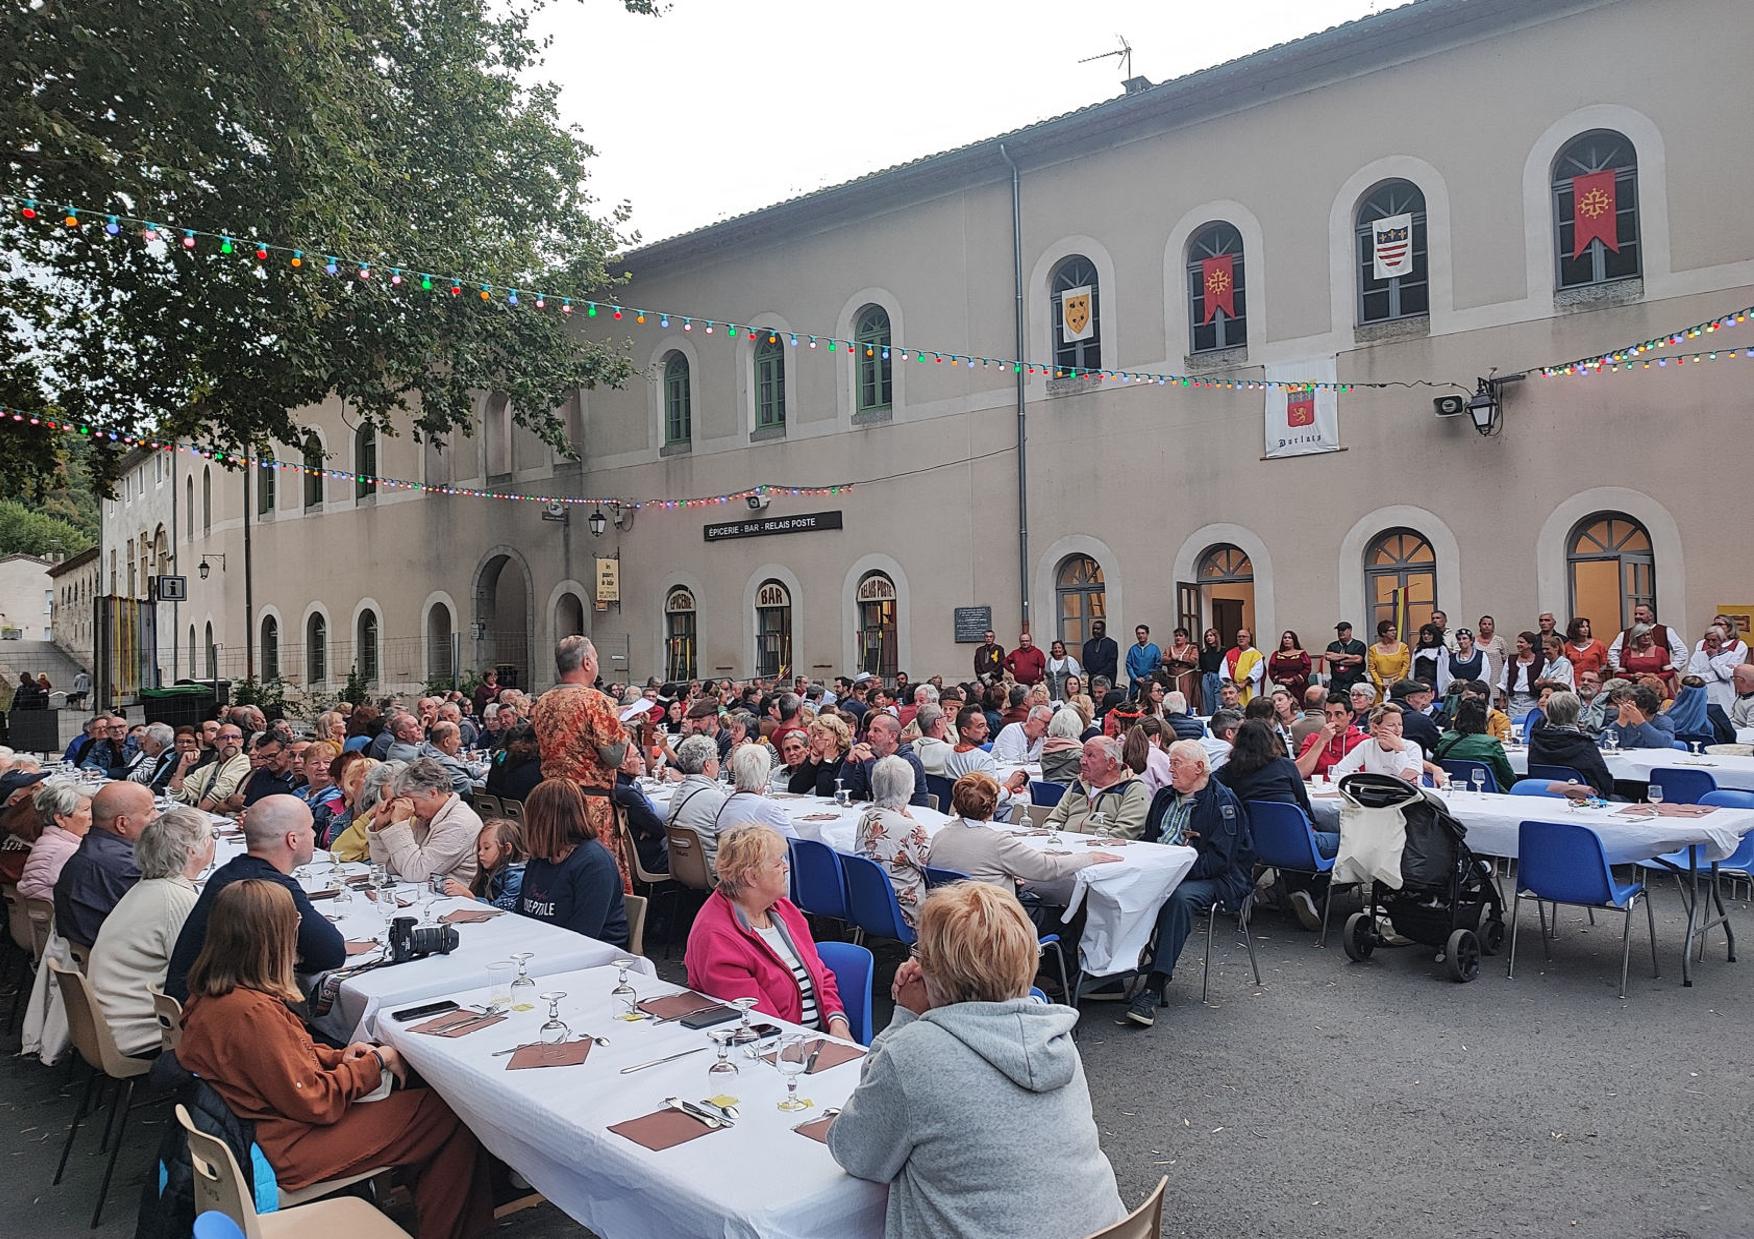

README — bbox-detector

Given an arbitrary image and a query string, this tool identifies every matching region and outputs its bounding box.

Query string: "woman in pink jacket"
[684,825,849,1038]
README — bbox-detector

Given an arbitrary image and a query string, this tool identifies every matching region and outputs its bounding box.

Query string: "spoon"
[700,1098,741,1121]
[662,1097,724,1129]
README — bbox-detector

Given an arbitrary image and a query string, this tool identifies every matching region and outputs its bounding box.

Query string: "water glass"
[707,1028,739,1076]
[509,951,536,1011]
[833,780,851,808]
[1690,741,1704,756]
[728,995,761,1045]
[538,992,570,1044]
[610,957,641,1021]
[1469,777,1484,798]
[1647,784,1665,808]
[773,1034,813,1112]
[486,961,516,1011]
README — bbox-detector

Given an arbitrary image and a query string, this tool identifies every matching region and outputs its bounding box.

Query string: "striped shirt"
[756,924,819,1030]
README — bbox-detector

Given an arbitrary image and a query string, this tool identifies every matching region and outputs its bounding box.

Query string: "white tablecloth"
[1305,788,1754,864]
[1506,747,1754,792]
[384,964,886,1239]
[645,785,1196,979]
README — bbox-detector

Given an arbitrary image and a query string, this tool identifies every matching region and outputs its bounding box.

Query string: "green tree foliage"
[0,498,92,558]
[1,0,654,487]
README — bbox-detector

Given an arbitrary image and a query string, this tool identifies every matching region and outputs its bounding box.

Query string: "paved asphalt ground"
[4,882,1750,1239]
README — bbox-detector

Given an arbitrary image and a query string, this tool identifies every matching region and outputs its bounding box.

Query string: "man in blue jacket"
[1125,625,1161,702]
[1124,740,1253,1027]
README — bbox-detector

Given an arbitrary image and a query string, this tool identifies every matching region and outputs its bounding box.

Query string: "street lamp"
[588,508,608,537]
[197,554,227,579]
[1466,383,1499,436]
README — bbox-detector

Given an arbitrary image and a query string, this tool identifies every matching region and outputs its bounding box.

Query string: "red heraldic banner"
[1571,170,1619,258]
[1200,255,1236,322]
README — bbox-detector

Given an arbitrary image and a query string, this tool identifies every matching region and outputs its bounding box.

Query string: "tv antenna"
[1078,34,1133,81]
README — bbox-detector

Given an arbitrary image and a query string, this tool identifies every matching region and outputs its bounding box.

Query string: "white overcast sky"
[536,0,1408,245]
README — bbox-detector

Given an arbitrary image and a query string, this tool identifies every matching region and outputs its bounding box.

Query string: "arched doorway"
[665,587,697,681]
[473,552,531,688]
[1196,545,1255,648]
[856,572,898,679]
[554,592,586,643]
[1567,512,1654,632]
[1365,528,1437,638]
[755,580,792,679]
[1054,555,1106,648]
[426,603,455,687]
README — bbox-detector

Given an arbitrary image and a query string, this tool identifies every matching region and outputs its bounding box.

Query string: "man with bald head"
[164,795,345,1001]
[840,712,931,807]
[53,780,158,947]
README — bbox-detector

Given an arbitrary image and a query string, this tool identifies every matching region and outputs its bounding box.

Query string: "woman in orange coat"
[177,880,493,1239]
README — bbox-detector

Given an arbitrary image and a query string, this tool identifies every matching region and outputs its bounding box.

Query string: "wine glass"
[1690,740,1704,756]
[1469,775,1484,798]
[609,958,641,1021]
[537,992,570,1044]
[727,995,761,1045]
[508,952,536,1011]
[707,1027,739,1076]
[773,1034,813,1112]
[1647,783,1665,809]
[833,778,850,808]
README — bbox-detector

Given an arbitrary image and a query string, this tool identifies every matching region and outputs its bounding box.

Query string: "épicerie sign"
[703,510,844,542]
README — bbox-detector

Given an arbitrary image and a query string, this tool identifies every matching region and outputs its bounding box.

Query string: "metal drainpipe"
[998,141,1029,633]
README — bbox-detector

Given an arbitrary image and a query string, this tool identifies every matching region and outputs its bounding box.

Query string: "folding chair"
[50,960,155,1227]
[473,792,503,818]
[816,941,874,1045]
[1247,800,1336,945]
[1509,819,1658,998]
[842,853,917,947]
[1082,1176,1168,1239]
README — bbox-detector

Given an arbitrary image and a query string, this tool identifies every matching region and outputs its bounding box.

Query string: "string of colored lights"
[0,406,852,511]
[1534,304,1752,377]
[9,193,1370,393]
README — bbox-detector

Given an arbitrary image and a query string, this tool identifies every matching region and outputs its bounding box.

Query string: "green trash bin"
[142,683,217,730]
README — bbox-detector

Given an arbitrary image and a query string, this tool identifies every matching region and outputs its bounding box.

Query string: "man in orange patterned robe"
[531,635,633,891]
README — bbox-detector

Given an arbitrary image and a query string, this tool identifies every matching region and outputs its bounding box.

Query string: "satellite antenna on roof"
[1079,35,1133,81]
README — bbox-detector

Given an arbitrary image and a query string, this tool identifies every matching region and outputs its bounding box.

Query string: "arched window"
[256,455,275,516]
[188,625,197,675]
[1054,555,1106,648]
[1365,529,1437,638]
[754,580,792,678]
[357,609,380,684]
[1187,224,1247,353]
[1567,513,1653,632]
[1553,130,1639,288]
[856,572,899,679]
[662,352,692,445]
[854,305,893,412]
[354,425,378,499]
[303,439,324,510]
[261,615,280,682]
[1051,255,1101,371]
[1197,545,1255,648]
[204,621,216,680]
[126,537,136,597]
[201,467,212,535]
[306,613,328,685]
[665,587,697,682]
[1356,180,1429,323]
[186,477,195,541]
[755,337,786,430]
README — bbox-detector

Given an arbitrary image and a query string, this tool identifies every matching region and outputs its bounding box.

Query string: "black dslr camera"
[386,915,459,963]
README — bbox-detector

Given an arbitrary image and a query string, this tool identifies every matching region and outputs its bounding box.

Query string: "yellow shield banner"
[1060,286,1093,342]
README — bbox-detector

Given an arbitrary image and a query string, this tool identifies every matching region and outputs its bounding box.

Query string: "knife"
[661,1097,722,1129]
[803,1038,825,1074]
[618,1046,710,1074]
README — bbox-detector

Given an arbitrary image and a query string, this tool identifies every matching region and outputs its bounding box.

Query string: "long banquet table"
[1505,745,1754,792]
[384,963,887,1239]
[642,781,1196,978]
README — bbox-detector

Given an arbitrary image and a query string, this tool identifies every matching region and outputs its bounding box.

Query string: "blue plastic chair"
[1510,778,1571,797]
[1246,800,1337,945]
[1528,763,1589,785]
[1029,779,1068,807]
[1510,820,1659,997]
[194,1215,246,1239]
[1648,767,1717,805]
[841,853,917,946]
[923,865,969,889]
[1439,760,1500,793]
[790,837,850,921]
[1028,986,1050,1004]
[1637,788,1754,900]
[816,940,875,1046]
[923,773,956,812]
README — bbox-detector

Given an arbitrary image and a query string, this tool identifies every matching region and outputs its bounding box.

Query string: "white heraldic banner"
[1263,357,1342,458]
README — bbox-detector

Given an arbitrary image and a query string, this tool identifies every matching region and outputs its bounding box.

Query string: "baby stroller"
[1332,772,1505,982]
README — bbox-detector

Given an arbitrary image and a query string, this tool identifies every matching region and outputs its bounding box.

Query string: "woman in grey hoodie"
[828,882,1126,1239]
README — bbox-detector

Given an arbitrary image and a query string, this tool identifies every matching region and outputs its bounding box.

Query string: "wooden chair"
[50,959,155,1227]
[150,987,183,1052]
[473,792,503,818]
[618,819,678,949]
[175,1105,411,1239]
[623,893,648,957]
[24,896,53,960]
[664,824,716,892]
[66,937,92,974]
[2,881,31,956]
[1083,1175,1168,1239]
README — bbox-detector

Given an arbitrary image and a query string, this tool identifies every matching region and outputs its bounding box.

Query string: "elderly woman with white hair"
[88,807,215,1056]
[707,742,797,859]
[18,778,93,902]
[856,754,931,928]
[369,756,486,885]
[829,881,1124,1239]
[1038,706,1086,783]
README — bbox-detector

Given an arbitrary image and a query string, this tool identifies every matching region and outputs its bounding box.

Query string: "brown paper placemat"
[307,888,342,901]
[1085,837,1137,846]
[799,813,841,822]
[636,990,717,1020]
[409,1009,508,1037]
[1617,803,1717,819]
[761,1038,865,1075]
[1041,849,1073,856]
[507,1039,593,1070]
[608,1108,723,1150]
[441,908,501,924]
[344,939,379,956]
[792,1115,836,1144]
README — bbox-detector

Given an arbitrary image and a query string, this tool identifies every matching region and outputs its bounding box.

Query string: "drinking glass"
[833,779,850,808]
[508,952,537,1011]
[1469,776,1484,798]
[707,1028,739,1077]
[773,1034,812,1112]
[486,961,516,1011]
[728,995,761,1045]
[1690,741,1704,756]
[609,958,641,1021]
[1647,784,1665,808]
[537,992,570,1044]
